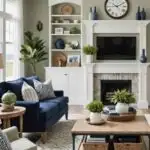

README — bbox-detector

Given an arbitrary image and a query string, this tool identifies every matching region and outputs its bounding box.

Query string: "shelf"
[51,14,81,17]
[52,23,81,25]
[51,34,81,36]
[52,49,81,52]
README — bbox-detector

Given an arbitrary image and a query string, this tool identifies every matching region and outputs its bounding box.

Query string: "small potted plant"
[1,91,17,112]
[83,45,97,63]
[111,89,136,114]
[86,100,104,123]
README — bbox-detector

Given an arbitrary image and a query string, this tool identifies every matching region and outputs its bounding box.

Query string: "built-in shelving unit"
[49,0,83,67]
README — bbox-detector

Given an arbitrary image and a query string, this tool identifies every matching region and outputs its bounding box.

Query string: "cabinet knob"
[64,74,68,76]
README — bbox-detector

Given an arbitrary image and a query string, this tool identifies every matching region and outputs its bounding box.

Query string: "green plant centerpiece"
[20,31,48,75]
[1,91,17,112]
[86,100,104,123]
[111,89,136,114]
[83,45,97,63]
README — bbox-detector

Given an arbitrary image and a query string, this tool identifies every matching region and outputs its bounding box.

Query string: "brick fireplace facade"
[94,73,139,105]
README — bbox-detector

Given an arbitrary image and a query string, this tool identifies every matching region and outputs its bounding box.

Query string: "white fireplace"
[83,20,150,108]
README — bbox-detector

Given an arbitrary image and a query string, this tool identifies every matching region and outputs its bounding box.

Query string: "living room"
[1,0,150,150]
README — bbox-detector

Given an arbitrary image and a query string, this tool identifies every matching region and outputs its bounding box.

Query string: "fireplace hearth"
[101,80,132,105]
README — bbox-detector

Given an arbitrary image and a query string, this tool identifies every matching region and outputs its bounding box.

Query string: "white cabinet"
[45,67,86,105]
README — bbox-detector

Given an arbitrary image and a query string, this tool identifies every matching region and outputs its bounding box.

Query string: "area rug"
[36,120,82,150]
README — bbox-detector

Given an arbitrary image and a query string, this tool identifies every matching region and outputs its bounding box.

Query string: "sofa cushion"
[0,129,12,150]
[0,82,7,101]
[23,76,40,88]
[33,79,55,100]
[11,138,37,150]
[40,101,59,120]
[6,78,24,100]
[22,82,39,102]
[50,97,69,109]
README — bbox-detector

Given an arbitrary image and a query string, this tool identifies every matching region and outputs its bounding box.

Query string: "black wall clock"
[105,0,129,19]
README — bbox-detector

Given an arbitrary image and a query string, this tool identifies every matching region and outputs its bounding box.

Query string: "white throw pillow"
[22,82,39,102]
[33,79,55,100]
[0,129,12,150]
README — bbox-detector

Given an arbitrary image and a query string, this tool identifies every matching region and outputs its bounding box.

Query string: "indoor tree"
[20,31,47,75]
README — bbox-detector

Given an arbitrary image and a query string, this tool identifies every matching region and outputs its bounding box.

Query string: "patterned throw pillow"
[0,129,12,150]
[22,82,39,102]
[33,79,56,100]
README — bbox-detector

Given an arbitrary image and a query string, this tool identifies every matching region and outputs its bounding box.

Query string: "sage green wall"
[23,0,150,79]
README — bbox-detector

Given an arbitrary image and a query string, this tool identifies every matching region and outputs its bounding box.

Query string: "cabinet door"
[69,68,86,105]
[46,69,69,96]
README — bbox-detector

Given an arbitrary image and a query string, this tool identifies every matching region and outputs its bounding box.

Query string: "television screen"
[96,37,136,60]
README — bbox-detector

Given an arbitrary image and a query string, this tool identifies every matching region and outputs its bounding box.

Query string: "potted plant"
[86,100,104,123]
[20,31,48,75]
[83,45,97,63]
[1,91,17,112]
[111,89,136,114]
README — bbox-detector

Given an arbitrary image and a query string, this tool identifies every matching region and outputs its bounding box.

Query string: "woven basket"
[83,143,108,150]
[114,136,143,150]
[107,112,136,122]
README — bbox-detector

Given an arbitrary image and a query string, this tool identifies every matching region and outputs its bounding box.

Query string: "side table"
[0,106,26,137]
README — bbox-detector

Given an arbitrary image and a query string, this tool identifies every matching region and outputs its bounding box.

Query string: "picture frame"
[67,55,80,66]
[55,28,64,34]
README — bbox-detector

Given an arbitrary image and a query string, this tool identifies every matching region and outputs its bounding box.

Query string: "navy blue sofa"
[0,76,69,132]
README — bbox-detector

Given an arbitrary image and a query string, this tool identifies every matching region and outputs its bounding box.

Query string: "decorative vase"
[88,7,92,20]
[136,6,141,20]
[92,6,98,20]
[2,104,14,112]
[86,55,93,63]
[115,103,129,114]
[90,112,102,123]
[141,8,146,20]
[140,49,147,63]
[55,39,65,49]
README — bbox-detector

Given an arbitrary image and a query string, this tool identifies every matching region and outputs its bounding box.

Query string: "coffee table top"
[0,106,26,119]
[71,116,150,135]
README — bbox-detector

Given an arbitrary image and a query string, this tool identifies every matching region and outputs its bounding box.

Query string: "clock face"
[105,0,129,19]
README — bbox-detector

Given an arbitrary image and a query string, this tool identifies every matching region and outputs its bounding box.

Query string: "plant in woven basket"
[83,45,97,63]
[111,89,136,114]
[1,91,17,112]
[86,100,104,123]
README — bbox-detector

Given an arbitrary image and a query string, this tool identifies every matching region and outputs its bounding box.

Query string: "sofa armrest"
[54,91,64,97]
[3,126,19,142]
[16,101,40,121]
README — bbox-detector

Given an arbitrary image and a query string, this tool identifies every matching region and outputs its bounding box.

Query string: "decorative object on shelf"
[141,8,146,20]
[1,91,17,112]
[83,45,97,63]
[64,30,70,34]
[73,20,80,23]
[86,100,104,124]
[53,52,67,67]
[67,55,80,66]
[63,19,71,23]
[61,4,73,15]
[54,20,60,23]
[70,27,80,34]
[36,21,43,32]
[140,49,147,63]
[88,7,93,20]
[20,31,47,75]
[55,39,65,49]
[65,43,72,50]
[92,6,98,20]
[136,6,141,20]
[70,41,79,49]
[111,89,136,114]
[105,0,129,19]
[54,27,64,34]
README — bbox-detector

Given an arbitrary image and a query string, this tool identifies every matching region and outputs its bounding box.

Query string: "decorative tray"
[107,112,136,122]
[85,118,106,126]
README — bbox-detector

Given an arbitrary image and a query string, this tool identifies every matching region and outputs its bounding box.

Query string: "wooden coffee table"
[71,116,150,150]
[0,106,26,137]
